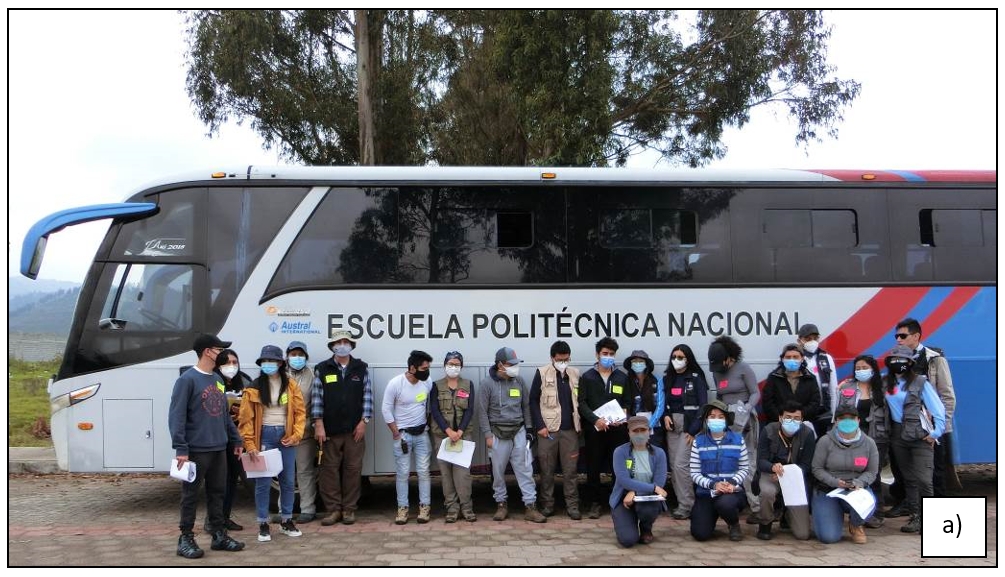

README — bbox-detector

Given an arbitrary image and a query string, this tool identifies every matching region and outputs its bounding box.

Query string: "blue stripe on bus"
[888,170,927,182]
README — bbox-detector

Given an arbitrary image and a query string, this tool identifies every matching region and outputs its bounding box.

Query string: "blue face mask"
[854,369,874,382]
[707,418,727,433]
[781,418,802,436]
[836,418,859,434]
[331,344,353,357]
[599,356,616,369]
[288,356,307,370]
[260,362,279,375]
[631,361,647,375]
[782,359,801,372]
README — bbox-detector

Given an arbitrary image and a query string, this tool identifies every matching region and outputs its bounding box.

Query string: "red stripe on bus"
[918,286,982,337]
[821,286,929,364]
[806,169,996,183]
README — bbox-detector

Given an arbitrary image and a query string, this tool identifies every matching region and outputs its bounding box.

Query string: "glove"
[526,431,536,443]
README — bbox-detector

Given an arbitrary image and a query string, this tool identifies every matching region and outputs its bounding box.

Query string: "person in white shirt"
[382,350,434,525]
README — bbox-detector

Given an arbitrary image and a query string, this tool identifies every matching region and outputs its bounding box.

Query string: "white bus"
[21,166,996,473]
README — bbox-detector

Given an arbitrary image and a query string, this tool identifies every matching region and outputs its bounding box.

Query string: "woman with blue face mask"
[760,344,821,426]
[836,354,888,529]
[810,404,879,545]
[610,415,668,547]
[238,345,307,543]
[689,400,750,542]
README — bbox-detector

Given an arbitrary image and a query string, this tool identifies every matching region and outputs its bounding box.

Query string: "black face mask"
[887,360,911,375]
[414,369,430,381]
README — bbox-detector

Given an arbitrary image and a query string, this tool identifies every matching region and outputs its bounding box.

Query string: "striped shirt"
[689,433,750,495]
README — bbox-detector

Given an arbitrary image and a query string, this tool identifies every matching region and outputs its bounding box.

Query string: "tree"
[183,9,860,167]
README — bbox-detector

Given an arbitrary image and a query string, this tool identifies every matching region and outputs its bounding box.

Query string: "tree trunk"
[355,10,377,165]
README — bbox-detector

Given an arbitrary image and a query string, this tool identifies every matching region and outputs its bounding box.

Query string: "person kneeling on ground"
[611,415,668,547]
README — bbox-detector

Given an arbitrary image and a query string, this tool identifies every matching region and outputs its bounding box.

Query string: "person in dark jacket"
[624,349,661,448]
[760,344,821,424]
[653,343,708,520]
[755,400,815,541]
[610,415,668,547]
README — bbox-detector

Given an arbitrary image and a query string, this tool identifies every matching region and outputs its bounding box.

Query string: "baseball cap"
[495,347,522,364]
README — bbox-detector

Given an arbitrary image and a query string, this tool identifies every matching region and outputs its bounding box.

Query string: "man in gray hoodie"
[478,346,547,523]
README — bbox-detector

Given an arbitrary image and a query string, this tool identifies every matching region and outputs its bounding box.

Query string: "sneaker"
[864,515,885,529]
[462,509,477,522]
[587,503,602,519]
[321,511,342,526]
[884,502,910,518]
[395,506,409,525]
[417,504,431,524]
[540,505,555,517]
[225,519,244,531]
[493,502,509,522]
[257,522,271,542]
[671,507,690,520]
[524,503,547,523]
[901,514,921,534]
[280,519,302,537]
[341,510,356,525]
[296,513,315,524]
[177,532,204,559]
[848,521,867,544]
[728,523,743,541]
[567,507,582,521]
[210,530,245,552]
[756,523,773,541]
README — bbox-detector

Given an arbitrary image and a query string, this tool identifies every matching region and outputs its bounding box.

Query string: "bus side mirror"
[98,318,127,331]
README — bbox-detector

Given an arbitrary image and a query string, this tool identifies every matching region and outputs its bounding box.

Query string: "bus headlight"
[50,383,100,414]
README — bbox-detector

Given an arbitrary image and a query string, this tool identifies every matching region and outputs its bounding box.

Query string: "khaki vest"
[428,378,474,440]
[538,364,581,433]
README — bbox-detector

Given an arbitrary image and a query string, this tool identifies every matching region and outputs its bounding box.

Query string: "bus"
[21,166,996,474]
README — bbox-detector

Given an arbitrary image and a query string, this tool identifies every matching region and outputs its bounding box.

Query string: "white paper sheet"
[777,464,808,507]
[593,399,627,429]
[169,459,197,482]
[436,438,476,469]
[632,494,666,502]
[827,487,876,520]
[241,448,284,478]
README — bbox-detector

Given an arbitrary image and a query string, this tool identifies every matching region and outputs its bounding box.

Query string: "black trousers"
[690,491,745,541]
[583,424,628,506]
[932,431,953,496]
[179,449,227,533]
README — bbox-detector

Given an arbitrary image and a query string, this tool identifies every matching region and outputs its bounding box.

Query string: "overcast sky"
[7,9,997,283]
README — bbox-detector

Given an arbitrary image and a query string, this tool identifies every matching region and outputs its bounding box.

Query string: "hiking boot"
[539,504,554,517]
[848,521,867,544]
[341,510,356,525]
[746,512,762,525]
[321,510,342,526]
[257,522,271,542]
[864,515,885,529]
[587,503,602,519]
[901,513,922,534]
[493,502,509,521]
[225,518,244,531]
[417,504,432,524]
[280,519,302,537]
[445,509,459,524]
[728,523,743,541]
[177,532,204,559]
[567,506,582,521]
[395,506,409,525]
[884,502,910,518]
[671,507,690,520]
[639,532,655,545]
[756,523,773,541]
[211,530,245,552]
[296,513,315,524]
[524,503,547,523]
[462,508,477,522]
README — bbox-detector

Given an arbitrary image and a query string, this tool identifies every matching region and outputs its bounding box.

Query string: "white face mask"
[553,361,569,372]
[220,365,238,379]
[504,365,520,378]
[802,340,819,354]
[445,365,462,378]
[671,358,687,371]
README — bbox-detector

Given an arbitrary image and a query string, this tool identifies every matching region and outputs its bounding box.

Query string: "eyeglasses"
[894,333,911,340]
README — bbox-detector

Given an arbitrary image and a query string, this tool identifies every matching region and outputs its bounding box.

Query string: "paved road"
[7,467,996,567]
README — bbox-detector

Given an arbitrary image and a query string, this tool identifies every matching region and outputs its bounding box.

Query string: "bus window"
[112,188,201,258]
[920,209,985,247]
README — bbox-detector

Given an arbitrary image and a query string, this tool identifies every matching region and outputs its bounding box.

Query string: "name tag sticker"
[280,392,289,405]
[456,389,469,399]
[842,388,856,397]
[416,392,428,402]
[216,382,225,393]
[625,459,633,469]
[671,387,683,395]
[509,388,521,397]
[611,385,623,395]
[325,374,338,384]
[718,380,728,389]
[854,457,868,467]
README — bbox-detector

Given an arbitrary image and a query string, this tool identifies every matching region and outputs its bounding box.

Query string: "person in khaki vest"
[429,351,477,522]
[530,340,583,520]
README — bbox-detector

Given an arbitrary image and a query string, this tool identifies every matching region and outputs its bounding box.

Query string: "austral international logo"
[269,320,322,335]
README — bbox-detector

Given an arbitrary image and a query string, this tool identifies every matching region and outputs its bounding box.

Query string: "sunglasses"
[894,333,911,340]
[671,355,687,361]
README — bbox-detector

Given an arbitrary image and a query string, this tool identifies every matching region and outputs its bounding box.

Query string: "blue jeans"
[812,487,874,544]
[254,425,297,523]
[392,431,431,508]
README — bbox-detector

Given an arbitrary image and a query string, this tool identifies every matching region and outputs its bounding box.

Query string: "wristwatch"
[363,417,370,424]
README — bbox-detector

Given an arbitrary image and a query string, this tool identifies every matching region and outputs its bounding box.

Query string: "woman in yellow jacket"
[239,345,306,543]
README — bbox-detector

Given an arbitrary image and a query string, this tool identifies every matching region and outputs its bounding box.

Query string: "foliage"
[8,358,59,448]
[183,9,860,167]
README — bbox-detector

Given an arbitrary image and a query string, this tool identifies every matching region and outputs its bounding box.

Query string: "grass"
[8,357,59,448]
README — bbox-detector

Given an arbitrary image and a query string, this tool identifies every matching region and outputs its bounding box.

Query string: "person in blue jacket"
[610,415,668,547]
[689,399,750,542]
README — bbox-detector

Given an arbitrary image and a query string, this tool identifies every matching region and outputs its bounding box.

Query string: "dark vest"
[900,375,929,442]
[810,351,833,416]
[429,378,474,440]
[315,356,369,435]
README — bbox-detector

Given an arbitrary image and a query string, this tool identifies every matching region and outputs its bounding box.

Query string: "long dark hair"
[853,354,885,408]
[214,349,249,392]
[253,359,288,408]
[883,355,914,396]
[665,343,707,385]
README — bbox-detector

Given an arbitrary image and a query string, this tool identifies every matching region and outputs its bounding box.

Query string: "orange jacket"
[238,377,306,452]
